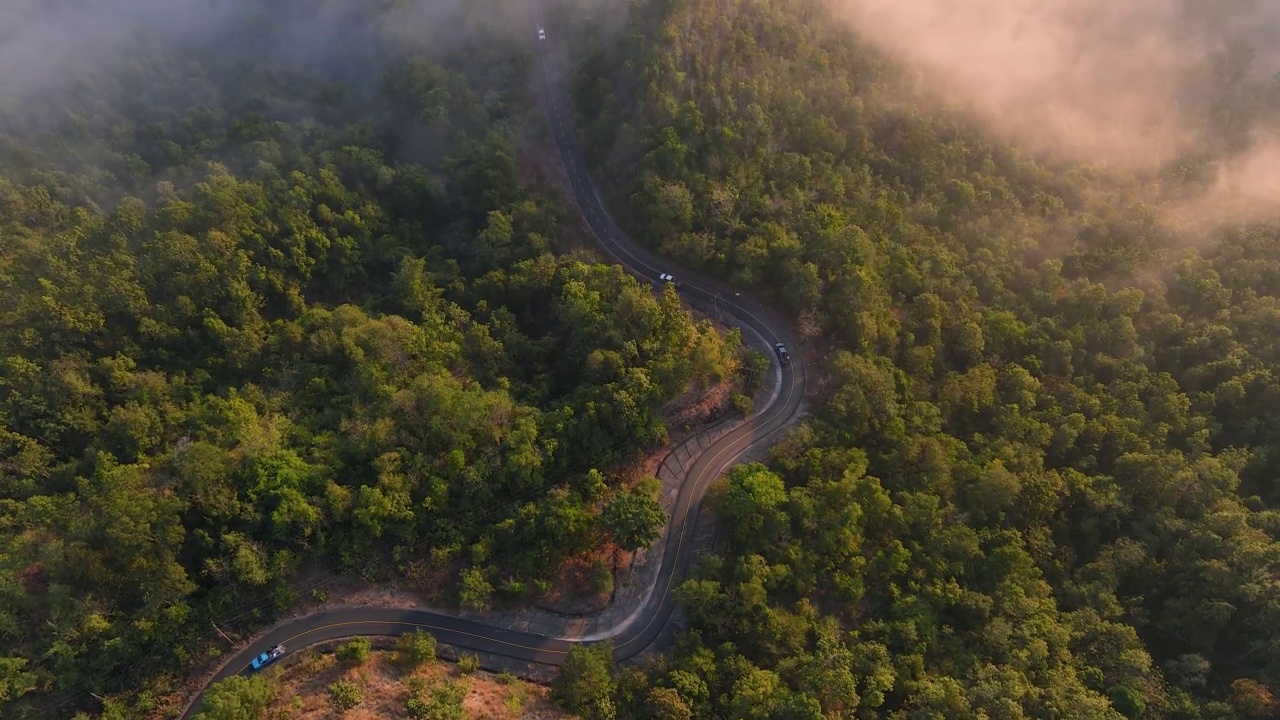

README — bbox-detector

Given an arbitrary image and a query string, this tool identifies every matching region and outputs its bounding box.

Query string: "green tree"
[0,657,38,705]
[459,567,494,612]
[1229,679,1279,719]
[600,477,666,553]
[718,464,789,551]
[553,641,617,720]
[644,686,693,720]
[396,629,438,667]
[193,675,274,720]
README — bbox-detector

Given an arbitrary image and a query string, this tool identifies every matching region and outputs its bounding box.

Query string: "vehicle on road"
[250,644,285,671]
[181,15,807,717]
[774,343,791,366]
[658,272,682,288]
[538,28,546,40]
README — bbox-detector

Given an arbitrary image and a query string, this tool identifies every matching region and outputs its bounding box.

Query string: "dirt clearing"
[262,643,566,719]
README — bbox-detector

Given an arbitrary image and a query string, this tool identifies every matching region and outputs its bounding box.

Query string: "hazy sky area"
[834,0,1280,223]
[2,0,1279,224]
[838,0,1201,171]
[0,0,505,102]
[0,0,538,150]
[0,0,268,98]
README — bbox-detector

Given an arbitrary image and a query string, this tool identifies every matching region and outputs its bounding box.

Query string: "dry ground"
[264,645,566,720]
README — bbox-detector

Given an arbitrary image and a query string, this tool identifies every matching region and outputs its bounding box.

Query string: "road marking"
[518,0,809,655]
[612,359,801,652]
[188,17,804,718]
[275,620,571,658]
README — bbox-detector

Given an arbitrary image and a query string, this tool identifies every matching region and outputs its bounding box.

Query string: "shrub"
[504,682,528,715]
[459,566,494,611]
[194,675,274,720]
[591,561,615,595]
[328,680,362,712]
[457,653,481,675]
[500,578,528,598]
[334,637,371,665]
[405,680,469,720]
[396,629,437,668]
[405,695,429,719]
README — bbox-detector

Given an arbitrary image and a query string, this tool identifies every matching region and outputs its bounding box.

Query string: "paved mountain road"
[178,8,805,718]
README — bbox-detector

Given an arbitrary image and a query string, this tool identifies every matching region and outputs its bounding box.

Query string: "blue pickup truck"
[250,644,286,671]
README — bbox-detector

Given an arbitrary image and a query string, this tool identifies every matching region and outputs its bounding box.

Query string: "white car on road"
[538,29,546,40]
[774,343,792,366]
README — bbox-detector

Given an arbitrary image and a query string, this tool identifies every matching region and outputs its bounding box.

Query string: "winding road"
[179,7,805,717]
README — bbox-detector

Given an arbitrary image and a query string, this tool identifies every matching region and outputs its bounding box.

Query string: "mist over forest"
[0,0,531,164]
[13,0,1278,224]
[835,0,1280,227]
[6,0,1280,719]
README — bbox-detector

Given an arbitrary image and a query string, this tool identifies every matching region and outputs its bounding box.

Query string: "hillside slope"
[0,2,749,717]
[562,0,1280,717]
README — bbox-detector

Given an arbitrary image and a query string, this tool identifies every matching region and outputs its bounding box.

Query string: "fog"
[0,0,184,100]
[6,0,1280,222]
[1169,133,1280,230]
[0,0,524,107]
[833,0,1280,219]
[0,0,546,167]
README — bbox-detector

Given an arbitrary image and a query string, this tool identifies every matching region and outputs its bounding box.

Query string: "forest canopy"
[561,0,1280,718]
[0,1,744,717]
[8,0,1280,718]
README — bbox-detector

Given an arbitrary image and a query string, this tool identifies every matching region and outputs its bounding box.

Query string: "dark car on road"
[250,644,286,671]
[774,342,791,366]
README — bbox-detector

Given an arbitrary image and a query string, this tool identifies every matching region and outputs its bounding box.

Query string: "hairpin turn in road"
[178,12,805,718]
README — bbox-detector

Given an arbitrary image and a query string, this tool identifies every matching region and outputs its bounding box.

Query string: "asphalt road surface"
[179,8,806,718]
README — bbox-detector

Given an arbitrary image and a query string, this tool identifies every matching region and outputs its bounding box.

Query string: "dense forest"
[8,0,1280,718]
[0,1,744,717]
[553,0,1280,718]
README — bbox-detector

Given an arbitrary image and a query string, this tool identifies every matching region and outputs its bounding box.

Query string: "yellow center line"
[615,359,803,652]
[273,620,570,659]
[221,13,808,684]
